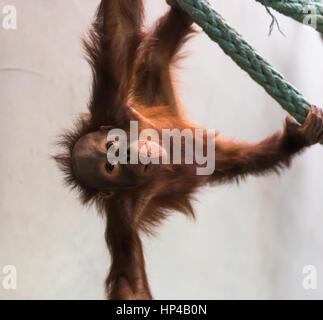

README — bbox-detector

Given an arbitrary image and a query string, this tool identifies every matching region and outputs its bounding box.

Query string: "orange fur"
[54,1,309,300]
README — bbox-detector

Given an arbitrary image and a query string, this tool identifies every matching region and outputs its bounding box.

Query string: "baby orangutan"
[55,0,323,299]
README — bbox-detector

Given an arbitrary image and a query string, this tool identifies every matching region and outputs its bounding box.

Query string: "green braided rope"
[256,0,323,34]
[177,0,312,124]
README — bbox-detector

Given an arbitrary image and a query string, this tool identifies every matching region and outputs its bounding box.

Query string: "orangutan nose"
[126,147,131,163]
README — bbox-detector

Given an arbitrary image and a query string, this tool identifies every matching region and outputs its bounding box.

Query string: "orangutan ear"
[98,191,115,200]
[105,191,115,199]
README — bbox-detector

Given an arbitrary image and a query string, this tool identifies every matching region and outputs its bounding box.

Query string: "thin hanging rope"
[255,0,323,34]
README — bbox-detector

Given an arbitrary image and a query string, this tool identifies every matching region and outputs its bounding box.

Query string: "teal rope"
[256,0,323,34]
[176,0,312,124]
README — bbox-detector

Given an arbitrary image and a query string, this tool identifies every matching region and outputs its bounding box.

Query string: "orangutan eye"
[106,141,114,151]
[105,162,115,173]
[106,141,120,157]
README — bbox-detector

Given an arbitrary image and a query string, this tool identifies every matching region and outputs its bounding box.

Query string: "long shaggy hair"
[53,2,199,226]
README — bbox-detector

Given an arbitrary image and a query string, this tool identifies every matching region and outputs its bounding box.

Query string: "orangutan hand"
[285,105,323,146]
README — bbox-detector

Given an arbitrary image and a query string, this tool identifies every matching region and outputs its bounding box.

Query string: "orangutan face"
[72,128,165,190]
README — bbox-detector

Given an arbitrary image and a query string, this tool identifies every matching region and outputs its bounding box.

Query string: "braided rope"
[176,0,312,124]
[256,0,323,34]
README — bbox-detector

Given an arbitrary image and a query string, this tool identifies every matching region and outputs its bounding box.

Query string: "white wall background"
[0,0,323,300]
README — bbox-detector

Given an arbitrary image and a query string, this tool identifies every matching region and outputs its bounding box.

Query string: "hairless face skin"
[72,127,164,190]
